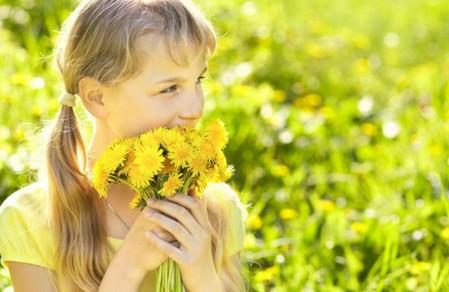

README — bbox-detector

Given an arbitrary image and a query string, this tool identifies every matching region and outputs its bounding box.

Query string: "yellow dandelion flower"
[135,135,159,150]
[161,129,184,148]
[101,141,130,174]
[209,167,221,182]
[139,131,154,146]
[198,139,217,160]
[178,126,199,147]
[249,214,263,230]
[280,208,297,220]
[318,199,336,212]
[192,175,208,197]
[178,126,197,140]
[92,160,110,197]
[187,133,203,151]
[215,150,227,168]
[205,119,228,149]
[210,151,233,181]
[167,141,193,168]
[128,164,152,189]
[152,127,170,145]
[440,227,449,240]
[134,143,164,179]
[120,137,136,149]
[189,152,208,176]
[410,261,431,275]
[161,158,177,174]
[159,172,183,197]
[210,164,234,182]
[351,222,368,235]
[128,192,142,209]
[118,151,136,176]
[139,128,165,146]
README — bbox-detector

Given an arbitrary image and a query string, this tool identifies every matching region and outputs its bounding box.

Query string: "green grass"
[1,0,449,290]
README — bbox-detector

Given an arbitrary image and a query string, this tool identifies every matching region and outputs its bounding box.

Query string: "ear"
[78,77,108,119]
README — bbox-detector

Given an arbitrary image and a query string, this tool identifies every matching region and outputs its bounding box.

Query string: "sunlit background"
[1,0,449,290]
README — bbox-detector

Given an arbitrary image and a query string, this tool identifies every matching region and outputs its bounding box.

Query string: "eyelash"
[160,75,207,94]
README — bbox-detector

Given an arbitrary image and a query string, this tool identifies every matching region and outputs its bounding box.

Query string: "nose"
[179,91,204,123]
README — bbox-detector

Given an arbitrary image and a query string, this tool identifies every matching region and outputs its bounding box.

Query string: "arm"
[6,261,58,292]
[6,248,148,292]
[98,247,147,292]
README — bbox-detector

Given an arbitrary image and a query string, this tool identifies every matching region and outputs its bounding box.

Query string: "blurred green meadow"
[1,0,449,291]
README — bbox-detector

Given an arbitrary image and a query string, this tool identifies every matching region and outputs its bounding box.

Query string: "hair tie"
[58,92,77,107]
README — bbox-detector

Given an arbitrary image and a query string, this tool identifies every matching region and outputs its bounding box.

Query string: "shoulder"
[1,181,48,207]
[203,182,248,256]
[0,181,50,227]
[0,181,55,269]
[203,182,248,221]
[0,181,49,222]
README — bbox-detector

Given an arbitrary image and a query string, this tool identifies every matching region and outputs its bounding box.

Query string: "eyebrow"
[154,66,208,84]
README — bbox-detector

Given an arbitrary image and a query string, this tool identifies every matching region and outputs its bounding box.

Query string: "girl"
[0,0,248,291]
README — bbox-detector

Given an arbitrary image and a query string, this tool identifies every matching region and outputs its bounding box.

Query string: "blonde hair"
[45,0,247,291]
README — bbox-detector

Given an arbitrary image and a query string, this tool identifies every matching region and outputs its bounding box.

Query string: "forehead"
[136,33,206,75]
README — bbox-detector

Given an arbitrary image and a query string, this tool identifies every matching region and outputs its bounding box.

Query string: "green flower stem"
[156,257,185,291]
[181,171,195,194]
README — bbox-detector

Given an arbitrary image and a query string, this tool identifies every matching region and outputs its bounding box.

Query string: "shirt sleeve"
[0,198,51,269]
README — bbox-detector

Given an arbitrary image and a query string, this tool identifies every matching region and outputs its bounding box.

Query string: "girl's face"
[98,34,207,140]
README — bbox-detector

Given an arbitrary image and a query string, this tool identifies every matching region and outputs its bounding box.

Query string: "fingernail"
[147,198,156,204]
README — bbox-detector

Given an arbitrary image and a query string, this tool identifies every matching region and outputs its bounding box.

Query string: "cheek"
[143,100,178,127]
[120,99,178,137]
[108,112,141,139]
[105,101,147,138]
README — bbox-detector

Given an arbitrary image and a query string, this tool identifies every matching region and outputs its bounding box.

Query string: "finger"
[146,231,186,264]
[170,240,181,248]
[154,229,176,242]
[164,193,209,229]
[145,214,176,241]
[147,198,204,236]
[145,209,193,249]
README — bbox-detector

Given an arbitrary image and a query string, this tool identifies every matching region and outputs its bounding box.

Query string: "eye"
[160,85,178,94]
[160,75,207,95]
[196,75,207,84]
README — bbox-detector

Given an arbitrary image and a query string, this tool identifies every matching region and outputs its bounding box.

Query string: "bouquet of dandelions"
[91,119,233,292]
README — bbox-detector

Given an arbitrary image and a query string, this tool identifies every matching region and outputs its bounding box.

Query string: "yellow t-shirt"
[0,181,247,291]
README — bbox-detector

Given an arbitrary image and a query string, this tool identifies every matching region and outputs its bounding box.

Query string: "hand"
[117,201,179,274]
[144,191,222,291]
